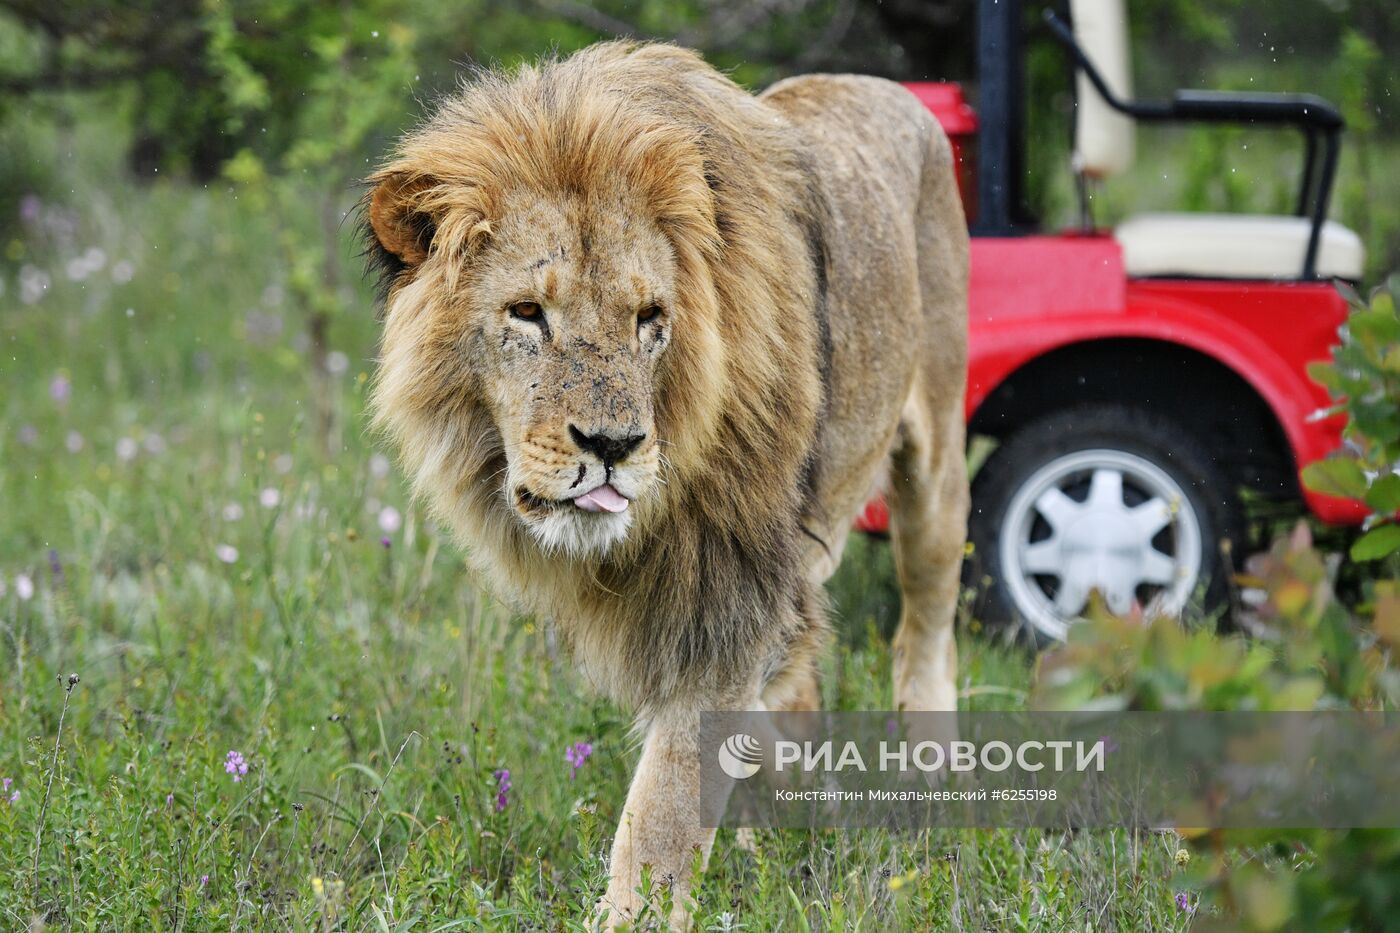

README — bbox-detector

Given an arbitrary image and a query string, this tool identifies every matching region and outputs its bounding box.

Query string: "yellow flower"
[888,868,919,891]
[1174,848,1191,867]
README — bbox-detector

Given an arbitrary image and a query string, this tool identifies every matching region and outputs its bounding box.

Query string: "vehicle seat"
[1069,0,1365,281]
[1115,213,1365,280]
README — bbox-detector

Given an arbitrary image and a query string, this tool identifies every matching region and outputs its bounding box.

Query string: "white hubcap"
[998,449,1204,641]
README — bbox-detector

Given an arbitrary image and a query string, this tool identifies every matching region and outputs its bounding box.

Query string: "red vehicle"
[863,0,1367,644]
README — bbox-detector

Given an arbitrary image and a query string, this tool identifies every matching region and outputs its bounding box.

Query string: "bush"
[1033,277,1400,930]
[1305,277,1400,565]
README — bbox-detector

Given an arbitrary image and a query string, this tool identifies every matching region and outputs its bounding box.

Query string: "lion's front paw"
[591,896,634,930]
[593,884,691,931]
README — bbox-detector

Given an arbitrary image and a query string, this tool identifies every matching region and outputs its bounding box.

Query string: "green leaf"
[1302,458,1369,499]
[1365,473,1400,514]
[1335,279,1365,310]
[1348,307,1400,348]
[1382,345,1400,374]
[1351,525,1400,562]
[1353,401,1400,446]
[1306,360,1341,392]
[784,886,814,933]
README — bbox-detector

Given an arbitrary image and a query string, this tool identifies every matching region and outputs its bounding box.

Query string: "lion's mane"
[367,43,832,711]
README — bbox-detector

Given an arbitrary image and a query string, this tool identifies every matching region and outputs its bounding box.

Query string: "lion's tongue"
[573,483,629,514]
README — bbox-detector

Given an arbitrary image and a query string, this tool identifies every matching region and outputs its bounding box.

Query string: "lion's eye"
[637,305,662,324]
[510,301,544,322]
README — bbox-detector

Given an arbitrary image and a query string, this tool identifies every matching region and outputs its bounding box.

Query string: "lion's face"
[367,54,739,562]
[373,183,678,557]
[470,191,673,554]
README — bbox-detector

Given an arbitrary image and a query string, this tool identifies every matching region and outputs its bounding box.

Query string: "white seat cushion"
[1115,212,1365,280]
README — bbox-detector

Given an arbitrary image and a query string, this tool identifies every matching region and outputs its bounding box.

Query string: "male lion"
[365,41,968,927]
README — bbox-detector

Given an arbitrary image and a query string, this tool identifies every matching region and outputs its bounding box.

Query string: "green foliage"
[1034,520,1400,929]
[1178,127,1252,214]
[1306,279,1400,563]
[0,0,431,180]
[1338,29,1382,138]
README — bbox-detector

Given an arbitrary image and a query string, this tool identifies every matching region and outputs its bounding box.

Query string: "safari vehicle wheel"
[967,405,1243,647]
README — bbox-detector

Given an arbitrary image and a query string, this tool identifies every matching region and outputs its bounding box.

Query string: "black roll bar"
[974,0,1031,236]
[1044,8,1344,280]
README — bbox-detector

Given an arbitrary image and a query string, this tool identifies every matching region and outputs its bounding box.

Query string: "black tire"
[967,404,1244,648]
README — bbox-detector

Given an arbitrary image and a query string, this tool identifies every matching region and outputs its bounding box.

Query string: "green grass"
[0,123,1196,931]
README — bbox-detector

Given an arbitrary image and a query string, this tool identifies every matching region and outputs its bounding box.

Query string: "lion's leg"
[600,597,826,926]
[598,704,713,929]
[888,388,969,714]
[888,119,970,717]
[598,684,761,930]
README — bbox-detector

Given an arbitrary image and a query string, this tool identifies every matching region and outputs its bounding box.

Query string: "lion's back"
[761,74,935,200]
[760,74,968,547]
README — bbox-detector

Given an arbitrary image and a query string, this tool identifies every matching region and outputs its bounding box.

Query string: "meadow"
[0,111,1203,929]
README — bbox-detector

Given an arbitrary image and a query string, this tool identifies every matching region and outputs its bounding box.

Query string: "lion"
[364,41,969,927]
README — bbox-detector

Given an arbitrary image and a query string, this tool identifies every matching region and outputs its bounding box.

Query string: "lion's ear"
[367,172,439,267]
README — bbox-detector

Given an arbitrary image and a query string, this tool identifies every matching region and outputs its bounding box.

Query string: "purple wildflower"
[200,874,209,887]
[166,792,174,807]
[493,768,511,812]
[6,791,17,804]
[380,536,391,549]
[224,750,249,782]
[1175,892,1192,914]
[565,741,594,780]
[2,778,10,792]
[49,374,71,404]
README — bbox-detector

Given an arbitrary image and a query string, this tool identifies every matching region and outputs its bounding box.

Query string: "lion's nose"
[568,425,646,466]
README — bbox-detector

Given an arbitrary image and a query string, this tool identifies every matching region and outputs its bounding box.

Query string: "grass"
[0,117,1202,931]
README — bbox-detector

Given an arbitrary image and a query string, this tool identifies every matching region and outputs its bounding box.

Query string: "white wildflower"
[377,506,402,534]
